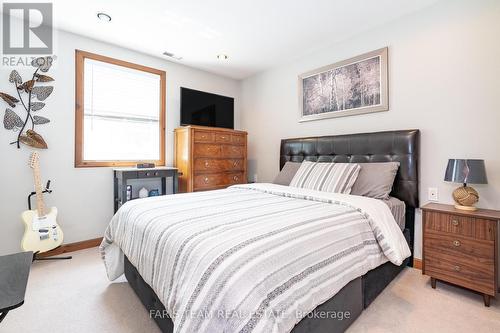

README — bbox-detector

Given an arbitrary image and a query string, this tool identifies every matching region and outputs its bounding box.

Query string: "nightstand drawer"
[424,211,496,240]
[424,230,494,264]
[425,252,495,295]
[138,170,167,178]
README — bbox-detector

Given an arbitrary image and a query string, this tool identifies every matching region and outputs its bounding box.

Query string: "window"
[75,50,165,167]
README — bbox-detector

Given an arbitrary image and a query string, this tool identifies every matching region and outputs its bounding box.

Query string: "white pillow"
[289,161,361,194]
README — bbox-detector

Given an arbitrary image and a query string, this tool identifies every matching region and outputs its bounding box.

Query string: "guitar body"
[21,207,63,253]
[22,152,64,254]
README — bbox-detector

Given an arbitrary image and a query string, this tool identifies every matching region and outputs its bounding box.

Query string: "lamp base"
[452,185,479,212]
[454,204,478,212]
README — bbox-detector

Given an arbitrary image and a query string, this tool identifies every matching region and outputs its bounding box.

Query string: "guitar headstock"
[29,152,40,169]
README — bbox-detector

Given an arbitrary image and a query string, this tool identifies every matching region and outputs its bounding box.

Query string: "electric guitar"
[21,152,63,253]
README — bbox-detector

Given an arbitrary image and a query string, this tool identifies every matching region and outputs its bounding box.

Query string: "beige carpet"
[2,248,498,333]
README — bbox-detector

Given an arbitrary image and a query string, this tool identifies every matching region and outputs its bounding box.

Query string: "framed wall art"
[299,47,388,122]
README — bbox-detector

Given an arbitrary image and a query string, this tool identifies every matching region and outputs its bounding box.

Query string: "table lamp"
[444,159,487,211]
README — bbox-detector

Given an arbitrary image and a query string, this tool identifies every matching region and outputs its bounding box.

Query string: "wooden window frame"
[75,50,166,168]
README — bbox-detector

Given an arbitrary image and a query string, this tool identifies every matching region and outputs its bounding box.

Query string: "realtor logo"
[2,3,53,54]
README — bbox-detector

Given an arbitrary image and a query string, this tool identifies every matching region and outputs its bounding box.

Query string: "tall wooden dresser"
[174,126,247,192]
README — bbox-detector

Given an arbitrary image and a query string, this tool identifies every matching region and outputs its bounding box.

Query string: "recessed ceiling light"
[97,12,112,22]
[217,54,229,60]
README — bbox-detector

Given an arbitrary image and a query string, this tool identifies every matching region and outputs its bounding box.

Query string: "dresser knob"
[233,175,238,181]
[233,161,238,167]
[453,265,461,272]
[204,177,209,183]
[204,162,209,168]
[146,172,151,176]
[452,219,459,226]
[453,240,461,247]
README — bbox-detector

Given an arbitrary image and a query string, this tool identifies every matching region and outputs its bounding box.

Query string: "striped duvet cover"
[101,183,410,333]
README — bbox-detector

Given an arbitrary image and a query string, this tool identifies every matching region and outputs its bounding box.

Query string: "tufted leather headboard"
[280,129,420,207]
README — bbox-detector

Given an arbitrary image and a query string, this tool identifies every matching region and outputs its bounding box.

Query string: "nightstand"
[422,203,499,306]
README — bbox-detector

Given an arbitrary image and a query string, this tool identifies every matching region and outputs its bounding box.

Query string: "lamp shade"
[444,159,487,184]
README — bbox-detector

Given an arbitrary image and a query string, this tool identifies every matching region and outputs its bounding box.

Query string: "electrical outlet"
[428,187,439,201]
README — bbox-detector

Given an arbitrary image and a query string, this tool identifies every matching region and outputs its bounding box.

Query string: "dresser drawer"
[194,172,245,190]
[424,211,496,240]
[215,132,231,143]
[424,230,494,265]
[231,134,246,145]
[194,158,245,172]
[225,172,244,184]
[193,143,221,157]
[424,252,495,295]
[194,173,222,189]
[194,131,215,143]
[221,145,245,158]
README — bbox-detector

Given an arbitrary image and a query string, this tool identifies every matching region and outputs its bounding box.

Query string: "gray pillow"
[273,162,302,186]
[350,162,400,199]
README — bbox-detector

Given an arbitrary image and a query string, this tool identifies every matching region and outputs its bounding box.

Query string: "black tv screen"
[180,88,234,129]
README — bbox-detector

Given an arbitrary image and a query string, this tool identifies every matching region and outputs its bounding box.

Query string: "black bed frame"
[124,129,420,333]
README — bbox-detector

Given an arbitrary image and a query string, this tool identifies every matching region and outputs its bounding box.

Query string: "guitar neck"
[33,161,46,216]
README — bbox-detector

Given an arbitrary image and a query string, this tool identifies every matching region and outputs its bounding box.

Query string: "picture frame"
[299,47,388,122]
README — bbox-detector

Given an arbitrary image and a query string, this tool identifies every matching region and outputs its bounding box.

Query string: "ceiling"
[8,0,441,79]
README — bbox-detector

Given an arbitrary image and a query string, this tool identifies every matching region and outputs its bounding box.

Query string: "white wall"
[0,28,241,255]
[241,0,500,259]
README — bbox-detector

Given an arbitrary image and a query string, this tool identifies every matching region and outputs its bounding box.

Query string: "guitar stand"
[28,181,72,261]
[28,180,52,211]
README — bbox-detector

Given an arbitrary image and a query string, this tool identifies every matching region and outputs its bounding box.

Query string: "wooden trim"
[37,237,102,258]
[75,50,166,168]
[413,258,422,270]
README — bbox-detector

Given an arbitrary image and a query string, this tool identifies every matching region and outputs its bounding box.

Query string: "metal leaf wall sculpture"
[9,70,22,85]
[31,56,53,72]
[30,102,45,111]
[20,129,48,149]
[4,109,24,129]
[0,92,20,108]
[1,56,54,149]
[31,86,53,101]
[18,80,35,93]
[33,115,50,125]
[34,74,54,82]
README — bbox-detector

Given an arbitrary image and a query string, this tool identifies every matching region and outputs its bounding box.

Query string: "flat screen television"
[180,87,234,129]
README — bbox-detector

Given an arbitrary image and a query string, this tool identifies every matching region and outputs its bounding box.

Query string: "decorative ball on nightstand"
[452,186,479,207]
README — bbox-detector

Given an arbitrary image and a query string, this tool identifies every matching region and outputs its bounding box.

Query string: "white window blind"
[83,58,162,161]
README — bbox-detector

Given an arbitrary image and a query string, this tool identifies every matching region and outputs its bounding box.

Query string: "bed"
[101,129,419,333]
